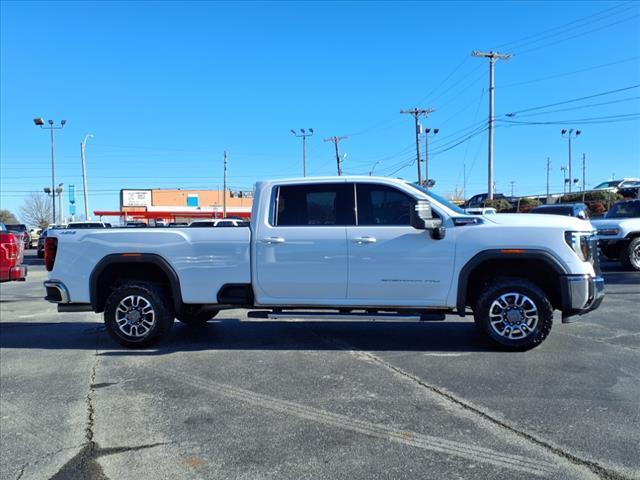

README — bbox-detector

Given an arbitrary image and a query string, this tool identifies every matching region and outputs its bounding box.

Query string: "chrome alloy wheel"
[488,292,539,340]
[632,242,640,268]
[115,295,156,338]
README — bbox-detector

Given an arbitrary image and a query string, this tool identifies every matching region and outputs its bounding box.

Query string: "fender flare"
[89,253,183,312]
[456,249,567,316]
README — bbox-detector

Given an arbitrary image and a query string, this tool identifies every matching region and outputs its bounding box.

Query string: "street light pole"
[34,118,66,224]
[80,134,93,220]
[291,128,314,177]
[424,128,439,186]
[561,129,581,193]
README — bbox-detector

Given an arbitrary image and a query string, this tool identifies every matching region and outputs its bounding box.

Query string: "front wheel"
[621,237,640,271]
[104,282,174,348]
[474,278,553,351]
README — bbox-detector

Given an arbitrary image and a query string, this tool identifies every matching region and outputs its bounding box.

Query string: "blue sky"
[1,0,639,221]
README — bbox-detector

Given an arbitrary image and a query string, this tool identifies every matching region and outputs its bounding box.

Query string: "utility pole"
[471,51,511,200]
[323,136,348,176]
[509,181,515,197]
[33,118,66,224]
[290,128,314,177]
[546,157,551,198]
[400,108,434,185]
[463,163,467,201]
[56,184,64,224]
[80,134,93,220]
[424,128,439,186]
[223,150,227,218]
[582,153,586,192]
[561,129,581,193]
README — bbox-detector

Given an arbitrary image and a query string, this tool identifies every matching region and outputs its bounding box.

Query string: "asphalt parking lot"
[1,250,638,480]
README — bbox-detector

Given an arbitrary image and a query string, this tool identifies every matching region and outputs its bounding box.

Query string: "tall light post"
[369,160,381,176]
[80,134,94,219]
[56,183,64,225]
[560,166,569,195]
[561,129,581,193]
[34,118,66,224]
[290,128,314,177]
[423,128,439,186]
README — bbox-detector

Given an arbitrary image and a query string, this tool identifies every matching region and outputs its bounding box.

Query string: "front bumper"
[560,275,605,323]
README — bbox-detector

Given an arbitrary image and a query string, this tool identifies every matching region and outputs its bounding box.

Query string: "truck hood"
[483,213,592,231]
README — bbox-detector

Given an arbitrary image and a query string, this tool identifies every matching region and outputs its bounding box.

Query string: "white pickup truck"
[44,176,604,351]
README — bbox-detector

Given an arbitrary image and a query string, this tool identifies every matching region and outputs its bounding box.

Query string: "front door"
[346,183,455,307]
[254,182,355,305]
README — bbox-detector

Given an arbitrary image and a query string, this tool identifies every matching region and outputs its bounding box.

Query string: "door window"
[356,184,416,226]
[274,184,355,226]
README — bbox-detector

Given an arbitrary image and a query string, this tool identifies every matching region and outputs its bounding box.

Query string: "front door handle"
[353,236,377,244]
[261,237,286,244]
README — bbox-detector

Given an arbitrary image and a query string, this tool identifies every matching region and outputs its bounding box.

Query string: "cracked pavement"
[1,251,638,479]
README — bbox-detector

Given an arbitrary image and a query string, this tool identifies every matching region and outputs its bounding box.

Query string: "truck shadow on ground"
[0,319,496,353]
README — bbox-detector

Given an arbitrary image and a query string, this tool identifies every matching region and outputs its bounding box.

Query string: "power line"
[509,96,640,118]
[498,113,640,125]
[496,56,640,89]
[503,84,640,116]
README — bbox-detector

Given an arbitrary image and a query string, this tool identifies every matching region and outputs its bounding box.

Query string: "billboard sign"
[122,190,152,207]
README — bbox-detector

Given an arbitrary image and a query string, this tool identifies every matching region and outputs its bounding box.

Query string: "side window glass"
[356,184,416,226]
[274,184,354,226]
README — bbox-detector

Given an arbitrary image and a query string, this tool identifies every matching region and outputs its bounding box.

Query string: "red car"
[0,229,28,282]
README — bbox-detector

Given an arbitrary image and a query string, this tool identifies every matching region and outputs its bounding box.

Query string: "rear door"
[254,182,354,304]
[346,183,456,306]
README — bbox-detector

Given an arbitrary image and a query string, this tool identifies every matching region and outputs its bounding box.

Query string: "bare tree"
[0,209,19,224]
[19,193,52,229]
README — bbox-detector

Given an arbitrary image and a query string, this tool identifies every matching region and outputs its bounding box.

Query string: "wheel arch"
[89,253,183,313]
[456,249,567,316]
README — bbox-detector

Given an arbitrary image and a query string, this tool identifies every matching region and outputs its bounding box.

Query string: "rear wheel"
[474,278,553,351]
[104,282,174,348]
[621,237,640,271]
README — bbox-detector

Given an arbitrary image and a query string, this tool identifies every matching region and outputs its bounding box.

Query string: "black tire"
[37,251,44,258]
[600,244,620,260]
[621,237,640,271]
[176,306,219,326]
[474,278,553,351]
[104,282,174,348]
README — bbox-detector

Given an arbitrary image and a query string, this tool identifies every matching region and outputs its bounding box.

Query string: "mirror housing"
[412,200,444,238]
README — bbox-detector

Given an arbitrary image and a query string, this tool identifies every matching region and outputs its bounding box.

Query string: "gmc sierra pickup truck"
[44,176,604,351]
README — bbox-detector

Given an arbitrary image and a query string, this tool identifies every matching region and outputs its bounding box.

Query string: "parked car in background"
[5,224,30,249]
[463,193,516,209]
[464,207,497,215]
[37,229,49,258]
[28,228,42,248]
[66,221,108,229]
[530,203,590,220]
[124,221,147,228]
[189,219,247,227]
[1,228,27,282]
[592,178,640,198]
[592,199,640,271]
[168,222,189,227]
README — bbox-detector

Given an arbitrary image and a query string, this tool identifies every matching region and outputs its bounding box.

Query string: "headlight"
[597,228,620,236]
[564,231,594,262]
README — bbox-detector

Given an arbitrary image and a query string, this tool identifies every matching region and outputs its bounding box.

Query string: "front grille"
[590,236,601,275]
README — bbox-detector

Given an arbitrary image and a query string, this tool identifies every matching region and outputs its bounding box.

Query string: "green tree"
[0,209,19,225]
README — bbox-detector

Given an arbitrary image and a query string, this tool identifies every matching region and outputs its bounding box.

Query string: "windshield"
[405,183,467,215]
[594,181,619,189]
[606,201,640,219]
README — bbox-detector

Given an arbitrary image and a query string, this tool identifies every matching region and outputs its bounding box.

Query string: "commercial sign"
[121,190,152,207]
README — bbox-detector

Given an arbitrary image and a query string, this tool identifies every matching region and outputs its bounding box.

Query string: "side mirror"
[412,200,445,239]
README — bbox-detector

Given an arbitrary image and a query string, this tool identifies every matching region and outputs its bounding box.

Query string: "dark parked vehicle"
[463,193,516,208]
[5,224,30,249]
[530,203,590,220]
[67,221,108,229]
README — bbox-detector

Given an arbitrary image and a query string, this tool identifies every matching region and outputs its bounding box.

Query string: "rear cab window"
[272,183,355,226]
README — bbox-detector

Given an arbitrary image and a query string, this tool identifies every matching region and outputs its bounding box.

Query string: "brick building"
[94,188,253,224]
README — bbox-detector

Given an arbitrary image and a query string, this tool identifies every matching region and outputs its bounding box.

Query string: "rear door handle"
[353,236,376,244]
[261,237,285,244]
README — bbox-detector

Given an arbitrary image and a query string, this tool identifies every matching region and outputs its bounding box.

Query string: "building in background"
[95,188,253,224]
